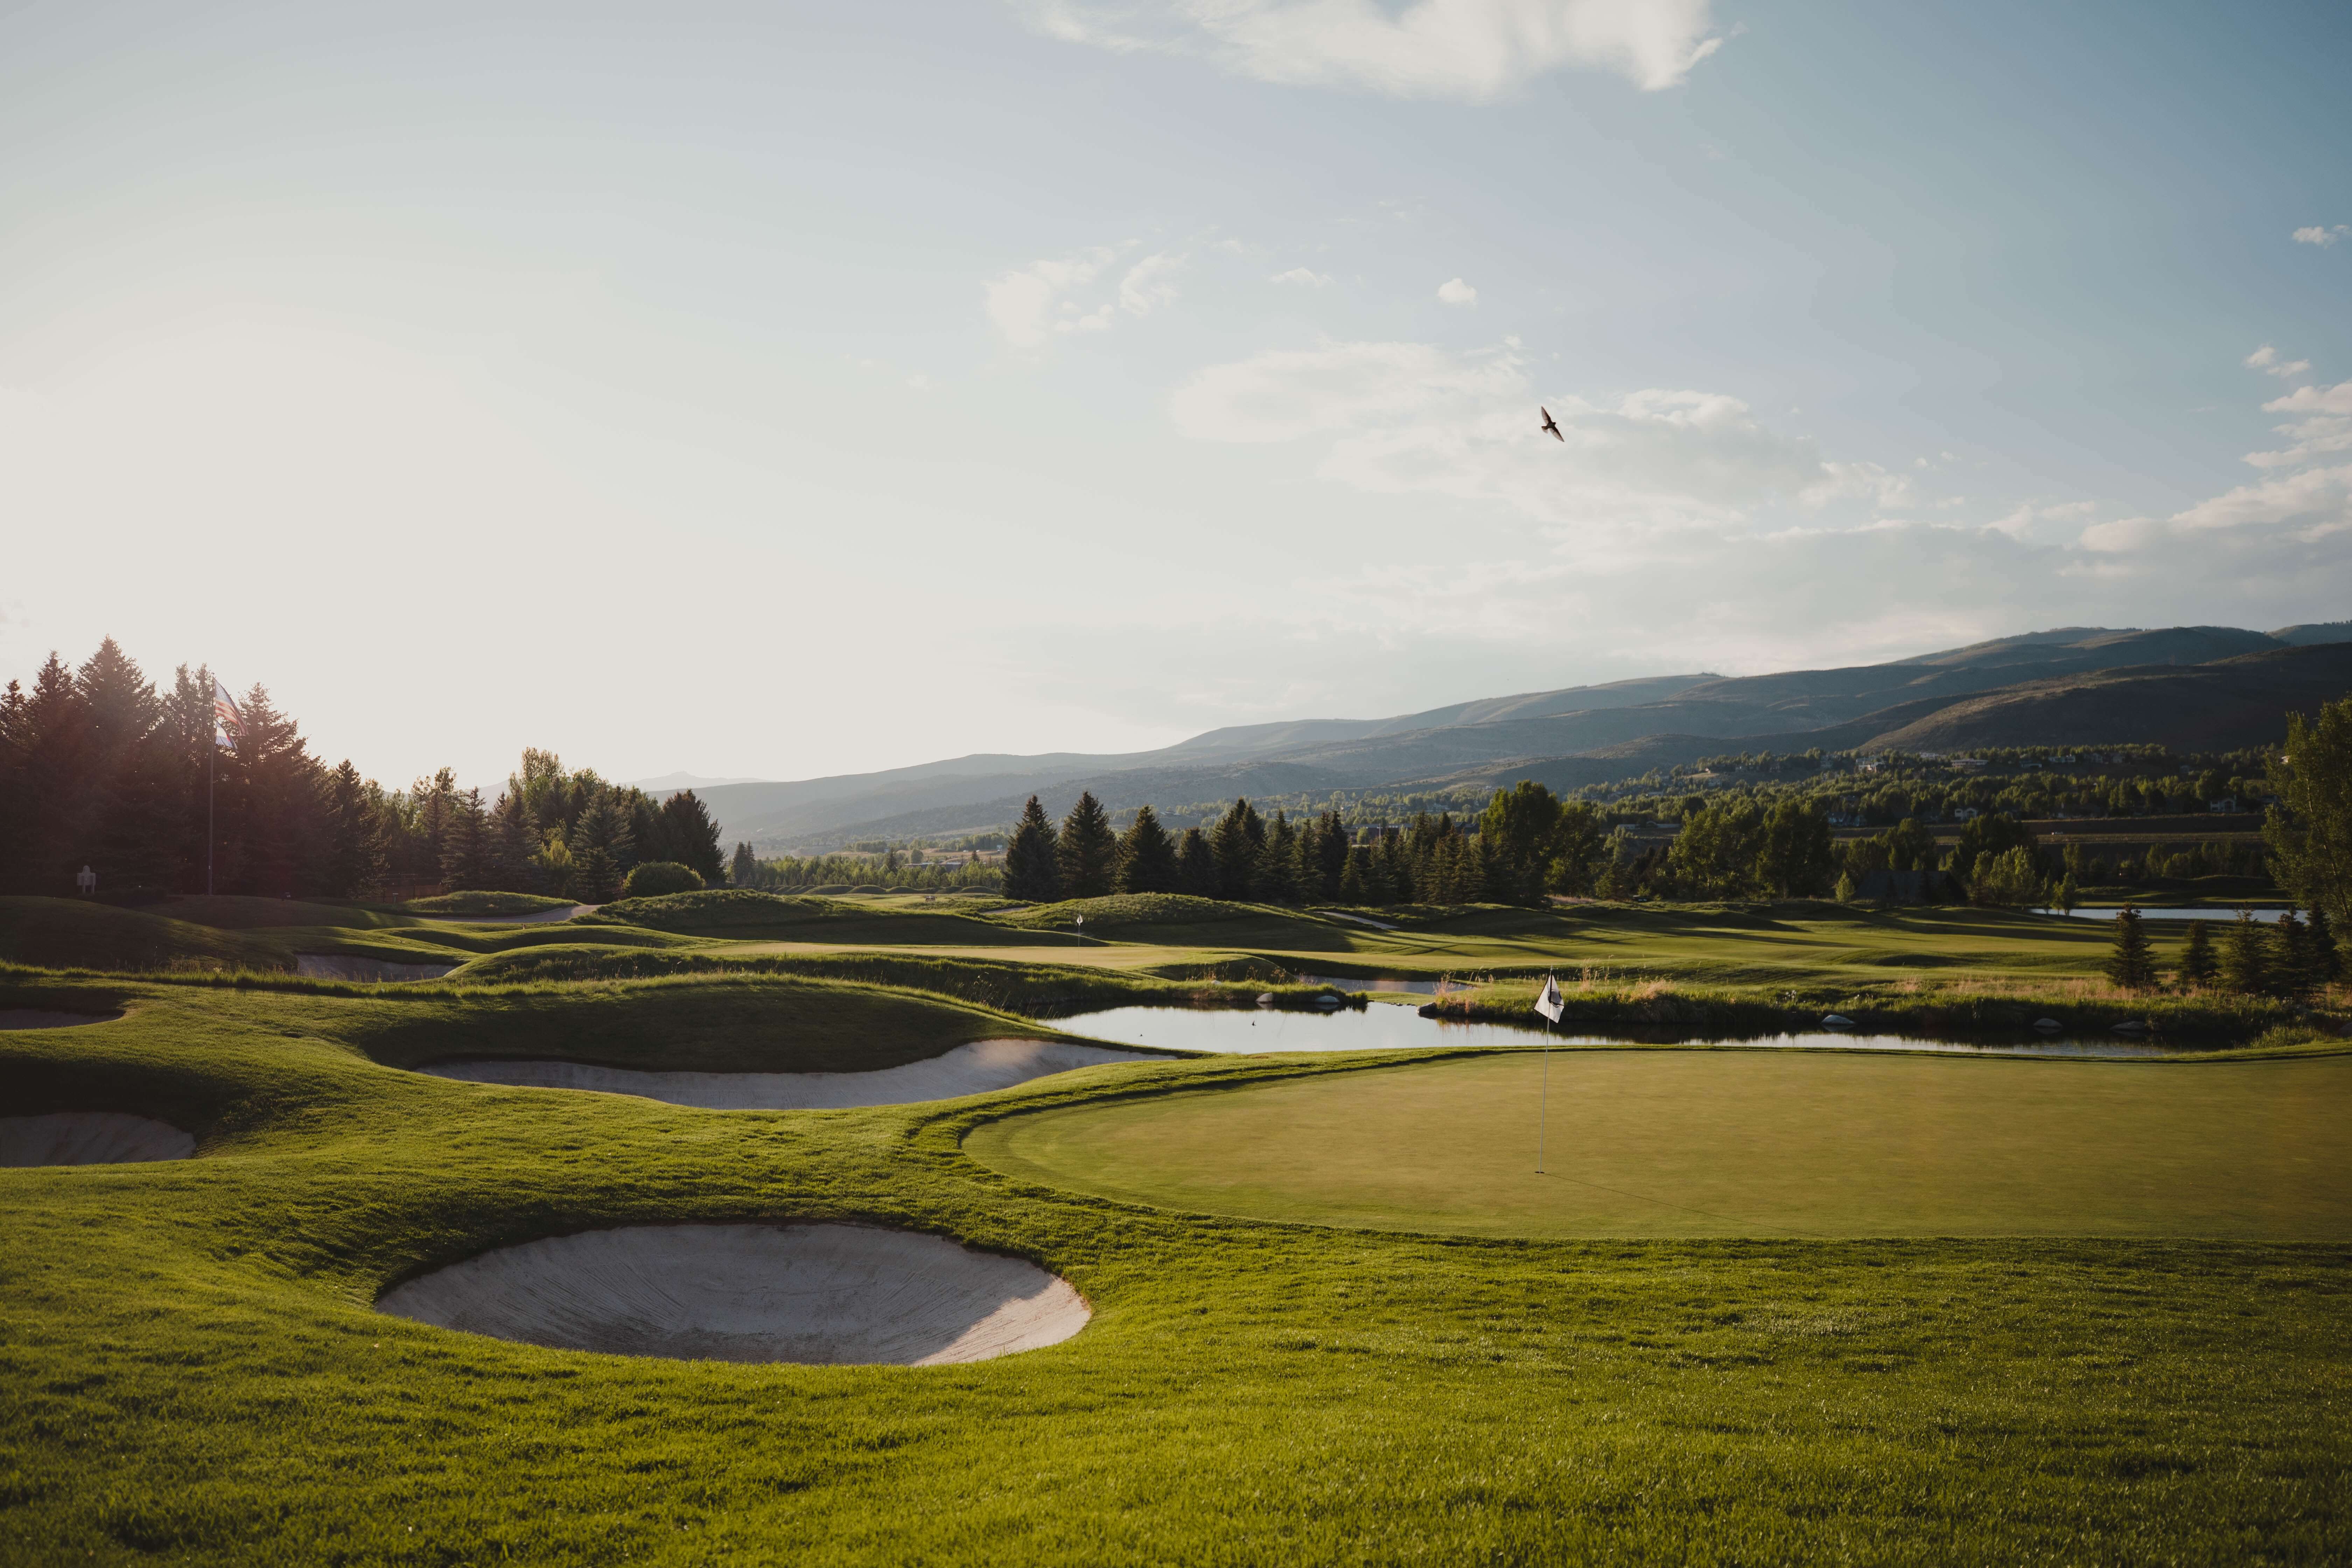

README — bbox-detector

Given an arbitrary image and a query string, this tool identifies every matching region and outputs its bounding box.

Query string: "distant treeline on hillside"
[0,639,724,902]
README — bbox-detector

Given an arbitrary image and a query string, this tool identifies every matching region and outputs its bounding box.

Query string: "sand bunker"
[0,1009,123,1029]
[377,1223,1089,1364]
[0,1112,195,1167]
[295,955,458,982]
[420,1037,1153,1109]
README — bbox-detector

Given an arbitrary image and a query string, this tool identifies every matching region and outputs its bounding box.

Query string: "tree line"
[0,639,721,903]
[2105,905,2342,996]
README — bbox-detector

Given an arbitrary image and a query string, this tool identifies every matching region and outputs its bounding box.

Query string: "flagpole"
[206,715,215,898]
[1538,1010,1549,1174]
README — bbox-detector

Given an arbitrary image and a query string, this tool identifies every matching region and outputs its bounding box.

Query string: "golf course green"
[4,896,2349,1563]
[966,1048,2352,1239]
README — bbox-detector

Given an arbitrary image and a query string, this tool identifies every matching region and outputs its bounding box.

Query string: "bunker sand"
[377,1223,1089,1364]
[1,1112,195,1167]
[421,1037,1154,1108]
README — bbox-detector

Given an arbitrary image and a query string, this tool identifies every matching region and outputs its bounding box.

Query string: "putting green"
[965,1049,2352,1239]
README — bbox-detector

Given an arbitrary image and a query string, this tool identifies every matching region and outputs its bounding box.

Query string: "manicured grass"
[403,891,578,916]
[1,981,2347,1563]
[585,889,1035,945]
[967,1048,2352,1240]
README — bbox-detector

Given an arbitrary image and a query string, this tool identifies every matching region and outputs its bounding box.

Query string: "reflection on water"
[1294,973,1471,996]
[1060,1004,2175,1059]
[2040,906,2284,923]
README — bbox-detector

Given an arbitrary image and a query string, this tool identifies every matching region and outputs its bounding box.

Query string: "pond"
[1059,1005,2174,1058]
[2039,906,2285,923]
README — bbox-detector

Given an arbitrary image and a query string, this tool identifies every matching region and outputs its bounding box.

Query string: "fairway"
[966,1048,2352,1239]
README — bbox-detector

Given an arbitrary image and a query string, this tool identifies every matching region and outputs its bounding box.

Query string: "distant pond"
[1059,1005,2173,1059]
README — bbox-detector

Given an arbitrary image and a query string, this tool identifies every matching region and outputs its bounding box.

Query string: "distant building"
[1949,757,1986,774]
[2210,797,2239,814]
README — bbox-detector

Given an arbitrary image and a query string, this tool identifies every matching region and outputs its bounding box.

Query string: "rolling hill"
[688,624,2352,848]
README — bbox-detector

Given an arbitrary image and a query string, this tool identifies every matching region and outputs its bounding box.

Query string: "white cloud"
[985,245,1184,348]
[2292,225,2348,247]
[1017,0,1724,101]
[2247,379,2352,469]
[1118,252,1185,316]
[1270,266,1332,286]
[1169,338,1882,537]
[1436,276,1478,306]
[2245,343,2311,379]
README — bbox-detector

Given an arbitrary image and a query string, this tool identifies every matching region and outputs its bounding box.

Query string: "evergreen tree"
[1254,811,1301,903]
[1056,791,1118,899]
[2104,906,2156,990]
[731,841,759,889]
[1479,781,1563,902]
[2264,697,2352,921]
[323,761,385,897]
[2309,906,2343,986]
[569,792,634,902]
[1174,826,1216,897]
[1338,847,1367,904]
[1115,805,1178,893]
[1209,798,1263,900]
[2178,919,2218,989]
[2272,910,2314,1000]
[654,790,727,883]
[440,788,490,890]
[1002,796,1060,902]
[483,790,533,892]
[2221,910,2269,995]
[1308,810,1349,901]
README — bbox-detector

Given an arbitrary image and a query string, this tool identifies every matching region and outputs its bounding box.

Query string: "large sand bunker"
[421,1038,1153,1109]
[377,1223,1089,1364]
[296,955,458,982]
[0,1009,124,1029]
[0,1112,195,1167]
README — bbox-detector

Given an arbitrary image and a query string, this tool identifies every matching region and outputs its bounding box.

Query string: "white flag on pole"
[1534,973,1564,1023]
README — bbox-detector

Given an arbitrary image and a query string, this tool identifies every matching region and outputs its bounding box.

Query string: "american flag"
[212,676,243,750]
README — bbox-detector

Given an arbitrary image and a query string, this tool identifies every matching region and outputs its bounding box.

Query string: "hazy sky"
[5,1,2349,788]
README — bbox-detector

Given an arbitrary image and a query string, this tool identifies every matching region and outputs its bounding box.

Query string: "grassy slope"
[967,1048,2352,1239]
[402,891,577,916]
[0,898,293,973]
[583,889,1033,946]
[0,983,2343,1562]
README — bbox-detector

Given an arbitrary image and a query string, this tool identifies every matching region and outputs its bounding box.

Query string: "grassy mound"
[402,891,577,916]
[145,895,411,931]
[993,894,1366,949]
[582,889,1030,945]
[334,973,1057,1074]
[0,898,292,973]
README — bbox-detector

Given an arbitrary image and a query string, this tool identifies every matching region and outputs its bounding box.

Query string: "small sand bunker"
[378,1223,1089,1364]
[0,1112,195,1167]
[295,955,458,982]
[421,1038,1152,1109]
[0,1009,123,1029]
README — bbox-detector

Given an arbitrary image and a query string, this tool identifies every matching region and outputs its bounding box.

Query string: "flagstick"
[206,717,215,898]
[1538,1013,1549,1174]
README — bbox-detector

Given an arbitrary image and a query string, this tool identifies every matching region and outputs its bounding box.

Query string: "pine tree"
[1209,798,1263,901]
[569,792,634,902]
[730,841,759,889]
[1056,792,1118,899]
[1338,848,1367,904]
[1309,810,1348,901]
[2178,919,2218,989]
[654,790,727,883]
[484,790,533,892]
[2309,906,2343,987]
[1002,796,1060,902]
[2273,910,2314,999]
[2221,910,2269,995]
[2104,906,2156,990]
[1174,826,1215,896]
[1254,812,1300,903]
[1115,805,1178,893]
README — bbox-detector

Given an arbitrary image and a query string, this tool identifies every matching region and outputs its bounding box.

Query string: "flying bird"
[1539,407,1563,442]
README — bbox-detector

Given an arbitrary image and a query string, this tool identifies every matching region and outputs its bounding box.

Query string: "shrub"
[620,861,705,899]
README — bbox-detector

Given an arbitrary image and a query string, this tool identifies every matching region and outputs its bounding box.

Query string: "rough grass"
[0,980,2344,1563]
[0,897,293,973]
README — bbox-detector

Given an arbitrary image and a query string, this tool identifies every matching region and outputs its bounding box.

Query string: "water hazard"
[2039,906,2285,923]
[1060,1004,2173,1059]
